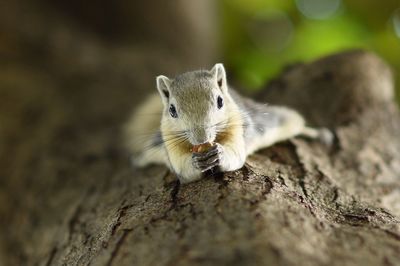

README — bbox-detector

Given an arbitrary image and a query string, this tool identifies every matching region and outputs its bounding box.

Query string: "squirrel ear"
[156,75,171,104]
[211,63,228,92]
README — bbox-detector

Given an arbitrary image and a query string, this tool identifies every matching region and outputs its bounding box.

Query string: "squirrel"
[124,64,333,184]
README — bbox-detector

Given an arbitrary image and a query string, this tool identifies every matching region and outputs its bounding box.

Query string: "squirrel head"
[156,63,231,146]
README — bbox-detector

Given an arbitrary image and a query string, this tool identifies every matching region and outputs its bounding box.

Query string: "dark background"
[2,1,399,96]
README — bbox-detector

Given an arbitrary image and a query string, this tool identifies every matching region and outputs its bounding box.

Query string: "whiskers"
[133,129,190,158]
[129,105,272,158]
[161,130,190,153]
[214,109,270,136]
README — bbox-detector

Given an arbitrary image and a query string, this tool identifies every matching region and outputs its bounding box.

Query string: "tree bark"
[1,49,400,266]
[1,2,400,266]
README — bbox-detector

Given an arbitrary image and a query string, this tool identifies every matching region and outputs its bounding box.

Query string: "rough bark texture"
[1,2,400,266]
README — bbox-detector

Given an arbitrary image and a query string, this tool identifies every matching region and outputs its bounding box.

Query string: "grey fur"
[170,71,216,122]
[153,68,293,149]
[136,63,331,183]
[226,89,282,144]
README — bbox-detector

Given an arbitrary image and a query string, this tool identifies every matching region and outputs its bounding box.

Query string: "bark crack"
[111,202,134,236]
[45,247,57,266]
[106,229,133,266]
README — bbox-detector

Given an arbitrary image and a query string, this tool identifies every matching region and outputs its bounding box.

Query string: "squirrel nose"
[191,127,211,145]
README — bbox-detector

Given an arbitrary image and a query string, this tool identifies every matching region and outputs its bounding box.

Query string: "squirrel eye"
[217,96,224,109]
[169,104,178,118]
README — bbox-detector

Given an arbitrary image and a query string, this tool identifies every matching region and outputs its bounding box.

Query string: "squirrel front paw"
[192,143,223,172]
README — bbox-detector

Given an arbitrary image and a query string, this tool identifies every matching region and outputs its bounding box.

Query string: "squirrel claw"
[198,159,220,172]
[192,143,223,172]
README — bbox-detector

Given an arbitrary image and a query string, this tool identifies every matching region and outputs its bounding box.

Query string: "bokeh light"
[248,10,294,53]
[393,9,400,38]
[222,0,400,102]
[295,0,342,20]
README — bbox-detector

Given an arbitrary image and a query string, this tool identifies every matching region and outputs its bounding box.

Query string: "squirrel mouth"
[191,141,213,153]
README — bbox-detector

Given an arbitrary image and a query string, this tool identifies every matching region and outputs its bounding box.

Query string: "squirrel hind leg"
[300,127,334,146]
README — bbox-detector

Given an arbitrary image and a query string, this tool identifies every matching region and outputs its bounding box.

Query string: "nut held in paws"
[191,142,213,153]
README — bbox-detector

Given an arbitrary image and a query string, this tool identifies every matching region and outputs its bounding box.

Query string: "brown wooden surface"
[1,2,400,266]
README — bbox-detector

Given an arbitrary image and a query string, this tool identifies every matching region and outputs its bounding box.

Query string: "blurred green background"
[220,0,400,102]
